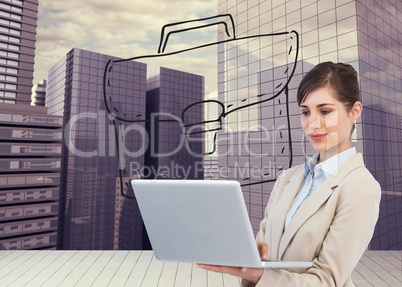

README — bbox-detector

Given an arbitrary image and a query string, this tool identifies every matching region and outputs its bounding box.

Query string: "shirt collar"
[304,147,357,178]
[304,152,319,176]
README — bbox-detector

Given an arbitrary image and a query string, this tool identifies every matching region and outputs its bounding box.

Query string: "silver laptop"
[131,179,312,269]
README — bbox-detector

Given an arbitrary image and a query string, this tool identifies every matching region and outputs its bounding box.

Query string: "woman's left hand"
[196,264,263,284]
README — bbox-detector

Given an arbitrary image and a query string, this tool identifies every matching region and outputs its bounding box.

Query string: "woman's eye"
[301,110,309,116]
[321,110,331,115]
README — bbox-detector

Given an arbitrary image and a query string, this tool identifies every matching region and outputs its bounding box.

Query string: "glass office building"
[0,103,62,250]
[217,0,401,249]
[0,0,38,105]
[145,67,204,180]
[47,48,147,249]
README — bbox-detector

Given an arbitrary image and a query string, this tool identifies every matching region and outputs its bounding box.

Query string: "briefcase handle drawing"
[157,14,236,54]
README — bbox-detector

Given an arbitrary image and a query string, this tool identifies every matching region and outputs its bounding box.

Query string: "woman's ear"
[350,101,362,121]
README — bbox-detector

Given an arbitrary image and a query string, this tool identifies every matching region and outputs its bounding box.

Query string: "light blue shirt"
[284,147,357,231]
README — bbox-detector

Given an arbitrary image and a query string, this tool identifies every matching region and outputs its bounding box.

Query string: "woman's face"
[300,86,361,161]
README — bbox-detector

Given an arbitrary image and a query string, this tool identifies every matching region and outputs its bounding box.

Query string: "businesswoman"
[198,62,381,286]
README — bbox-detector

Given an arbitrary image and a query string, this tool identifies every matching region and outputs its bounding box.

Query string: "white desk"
[0,250,400,286]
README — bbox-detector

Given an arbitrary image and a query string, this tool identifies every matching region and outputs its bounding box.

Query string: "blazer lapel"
[269,166,305,259]
[278,180,335,259]
[277,153,365,259]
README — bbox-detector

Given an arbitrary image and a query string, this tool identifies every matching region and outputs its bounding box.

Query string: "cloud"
[34,0,217,87]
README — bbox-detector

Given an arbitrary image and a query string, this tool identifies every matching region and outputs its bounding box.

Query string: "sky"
[34,0,218,96]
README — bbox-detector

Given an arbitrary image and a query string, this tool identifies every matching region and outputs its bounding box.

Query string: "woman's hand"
[196,264,264,284]
[196,241,269,284]
[257,241,269,260]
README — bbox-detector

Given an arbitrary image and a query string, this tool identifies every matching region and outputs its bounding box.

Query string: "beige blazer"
[242,153,381,287]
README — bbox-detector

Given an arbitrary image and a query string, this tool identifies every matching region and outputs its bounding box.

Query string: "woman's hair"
[297,61,361,134]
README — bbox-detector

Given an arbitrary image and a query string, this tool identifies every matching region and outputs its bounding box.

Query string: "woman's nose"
[309,113,322,129]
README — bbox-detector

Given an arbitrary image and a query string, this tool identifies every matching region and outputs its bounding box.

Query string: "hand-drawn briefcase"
[103,14,299,197]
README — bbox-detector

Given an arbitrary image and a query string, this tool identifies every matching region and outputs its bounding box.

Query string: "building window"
[7,76,17,81]
[0,26,20,35]
[0,50,19,58]
[0,3,22,13]
[7,68,18,74]
[0,18,21,28]
[3,91,16,98]
[0,3,11,10]
[0,42,19,51]
[11,6,22,13]
[9,21,20,28]
[10,13,21,20]
[8,36,19,43]
[5,83,17,90]
[0,73,17,79]
[3,0,23,6]
[8,52,18,58]
[8,59,18,66]
[0,99,16,104]
[0,75,18,83]
[0,34,20,43]
[8,28,20,35]
[8,44,19,51]
[4,92,17,99]
[0,10,22,21]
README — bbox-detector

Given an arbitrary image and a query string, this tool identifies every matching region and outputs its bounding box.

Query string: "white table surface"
[0,250,400,286]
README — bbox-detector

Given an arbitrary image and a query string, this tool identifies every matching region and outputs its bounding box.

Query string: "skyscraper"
[144,67,204,180]
[46,48,147,250]
[217,0,401,249]
[0,0,38,105]
[31,79,46,106]
[0,103,62,250]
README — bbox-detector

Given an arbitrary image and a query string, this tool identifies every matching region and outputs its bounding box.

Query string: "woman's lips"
[309,134,326,141]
